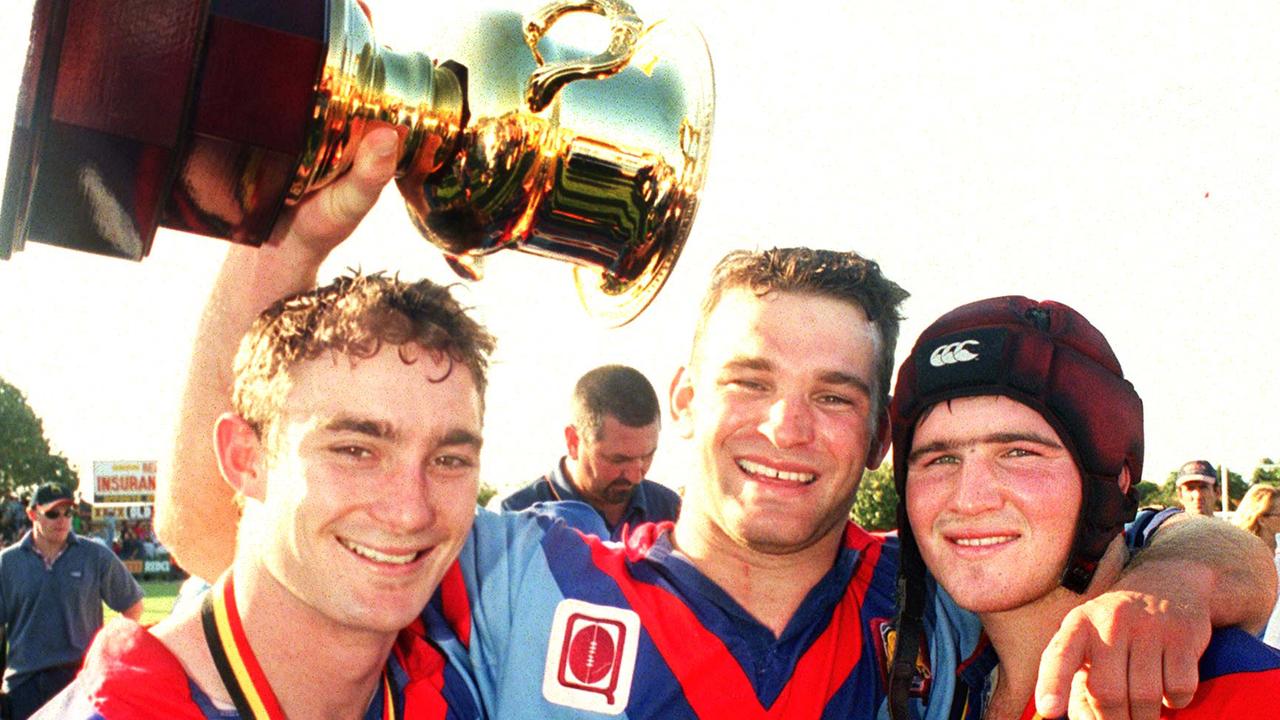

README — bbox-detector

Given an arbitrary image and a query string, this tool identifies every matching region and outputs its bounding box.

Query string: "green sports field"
[105,579,183,625]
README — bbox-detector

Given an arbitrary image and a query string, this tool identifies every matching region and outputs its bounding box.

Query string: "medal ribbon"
[202,574,397,719]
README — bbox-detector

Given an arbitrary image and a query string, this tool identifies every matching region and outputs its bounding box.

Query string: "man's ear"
[214,413,268,502]
[865,406,892,470]
[565,424,581,460]
[669,366,695,439]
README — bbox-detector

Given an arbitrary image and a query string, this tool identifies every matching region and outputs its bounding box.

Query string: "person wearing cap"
[0,483,143,720]
[1175,460,1221,517]
[887,297,1280,720]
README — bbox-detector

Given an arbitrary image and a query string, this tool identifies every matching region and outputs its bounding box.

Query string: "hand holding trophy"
[0,0,713,325]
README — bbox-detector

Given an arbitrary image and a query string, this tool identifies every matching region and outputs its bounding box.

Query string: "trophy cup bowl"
[0,0,714,325]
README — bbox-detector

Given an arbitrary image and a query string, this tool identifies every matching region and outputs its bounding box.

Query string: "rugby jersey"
[429,508,964,719]
[35,617,481,719]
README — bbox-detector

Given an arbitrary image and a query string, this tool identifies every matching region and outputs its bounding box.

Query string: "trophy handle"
[523,0,644,113]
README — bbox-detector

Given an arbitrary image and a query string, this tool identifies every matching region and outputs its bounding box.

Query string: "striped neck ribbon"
[201,573,396,719]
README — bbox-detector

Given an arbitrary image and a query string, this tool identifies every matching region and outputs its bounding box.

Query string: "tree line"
[0,376,78,496]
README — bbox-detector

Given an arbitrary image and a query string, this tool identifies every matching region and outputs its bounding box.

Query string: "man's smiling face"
[906,395,1081,614]
[672,288,884,555]
[254,344,482,633]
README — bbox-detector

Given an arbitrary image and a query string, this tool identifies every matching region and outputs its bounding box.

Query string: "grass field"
[105,578,183,625]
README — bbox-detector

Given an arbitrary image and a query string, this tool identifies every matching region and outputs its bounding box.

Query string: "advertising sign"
[92,461,157,504]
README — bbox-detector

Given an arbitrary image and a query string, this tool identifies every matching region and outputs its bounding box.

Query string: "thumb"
[275,125,401,255]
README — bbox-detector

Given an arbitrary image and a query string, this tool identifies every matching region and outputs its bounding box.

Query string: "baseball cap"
[29,483,73,511]
[1176,460,1218,486]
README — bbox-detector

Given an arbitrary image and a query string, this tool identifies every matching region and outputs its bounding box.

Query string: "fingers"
[1036,611,1091,718]
[1123,632,1163,720]
[1160,619,1207,709]
[1070,627,1129,720]
[1038,591,1211,720]
[1067,669,1100,720]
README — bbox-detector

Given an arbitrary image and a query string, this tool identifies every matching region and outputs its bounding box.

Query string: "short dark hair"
[571,365,661,440]
[692,248,909,412]
[232,272,496,439]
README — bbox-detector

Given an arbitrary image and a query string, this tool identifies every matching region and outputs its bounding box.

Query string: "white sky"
[0,1,1277,499]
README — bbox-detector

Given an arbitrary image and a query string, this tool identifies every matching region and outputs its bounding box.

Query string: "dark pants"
[7,664,79,720]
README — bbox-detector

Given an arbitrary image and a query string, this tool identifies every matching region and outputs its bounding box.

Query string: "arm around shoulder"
[1123,513,1276,633]
[155,125,401,579]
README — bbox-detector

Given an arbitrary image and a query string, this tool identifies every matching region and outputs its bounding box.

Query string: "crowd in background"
[0,491,160,561]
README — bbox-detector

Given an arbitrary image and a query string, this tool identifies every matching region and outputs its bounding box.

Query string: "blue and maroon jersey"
[426,508,962,719]
[35,617,481,719]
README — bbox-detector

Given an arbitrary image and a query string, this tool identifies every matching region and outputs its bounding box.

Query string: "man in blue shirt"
[498,365,681,537]
[0,483,143,719]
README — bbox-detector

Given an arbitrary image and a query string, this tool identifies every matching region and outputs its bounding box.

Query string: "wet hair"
[1235,484,1280,539]
[692,248,909,413]
[231,272,496,440]
[571,365,661,440]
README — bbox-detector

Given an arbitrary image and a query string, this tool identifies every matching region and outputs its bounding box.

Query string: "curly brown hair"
[691,248,909,414]
[231,272,496,440]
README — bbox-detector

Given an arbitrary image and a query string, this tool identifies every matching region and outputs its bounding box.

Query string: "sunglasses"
[42,507,74,520]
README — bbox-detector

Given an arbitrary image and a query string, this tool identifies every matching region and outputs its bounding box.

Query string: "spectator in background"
[100,509,116,551]
[71,493,91,536]
[119,525,141,561]
[13,496,32,539]
[1234,484,1280,648]
[0,493,18,544]
[496,364,681,538]
[0,483,143,719]
[1176,459,1222,516]
[0,491,13,543]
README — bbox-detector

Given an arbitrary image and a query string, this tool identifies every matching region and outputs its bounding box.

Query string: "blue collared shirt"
[498,457,682,540]
[0,531,143,686]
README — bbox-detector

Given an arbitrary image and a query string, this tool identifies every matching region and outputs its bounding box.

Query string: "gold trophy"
[0,0,713,325]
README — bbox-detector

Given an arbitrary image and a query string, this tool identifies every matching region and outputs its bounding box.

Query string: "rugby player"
[157,126,1275,719]
[888,297,1280,720]
[38,135,490,719]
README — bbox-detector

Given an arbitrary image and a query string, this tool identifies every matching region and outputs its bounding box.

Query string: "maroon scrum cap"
[890,296,1144,594]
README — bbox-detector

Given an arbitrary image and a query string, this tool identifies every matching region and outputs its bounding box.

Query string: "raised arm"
[155,126,401,579]
[1036,513,1276,720]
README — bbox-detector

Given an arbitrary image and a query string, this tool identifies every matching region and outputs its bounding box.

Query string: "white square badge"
[541,598,642,715]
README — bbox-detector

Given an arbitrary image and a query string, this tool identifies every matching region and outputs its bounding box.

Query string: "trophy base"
[2,0,326,260]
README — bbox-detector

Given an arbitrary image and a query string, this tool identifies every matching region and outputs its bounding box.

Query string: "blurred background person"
[1176,459,1222,516]
[1234,483,1280,648]
[496,364,680,538]
[0,483,142,719]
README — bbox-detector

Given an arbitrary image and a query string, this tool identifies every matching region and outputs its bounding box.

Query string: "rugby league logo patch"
[542,599,641,715]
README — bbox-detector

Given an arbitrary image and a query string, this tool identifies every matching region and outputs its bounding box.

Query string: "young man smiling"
[37,141,493,719]
[158,126,1275,719]
[887,296,1280,720]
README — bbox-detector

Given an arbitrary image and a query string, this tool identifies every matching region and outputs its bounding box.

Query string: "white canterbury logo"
[929,340,981,367]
